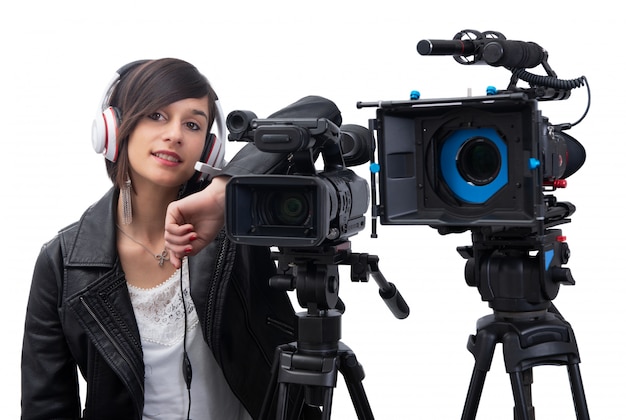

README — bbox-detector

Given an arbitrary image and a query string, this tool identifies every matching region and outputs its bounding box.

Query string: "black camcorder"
[224,98,371,247]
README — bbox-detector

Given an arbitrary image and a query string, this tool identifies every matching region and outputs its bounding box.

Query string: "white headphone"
[91,60,226,181]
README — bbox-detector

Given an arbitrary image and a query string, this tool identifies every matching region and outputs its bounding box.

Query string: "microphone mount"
[417,29,588,102]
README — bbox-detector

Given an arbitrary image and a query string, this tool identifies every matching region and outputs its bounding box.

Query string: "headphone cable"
[180,264,192,420]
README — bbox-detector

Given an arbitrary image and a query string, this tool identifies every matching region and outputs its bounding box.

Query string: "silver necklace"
[116,224,170,267]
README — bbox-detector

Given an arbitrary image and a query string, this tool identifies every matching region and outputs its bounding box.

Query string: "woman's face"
[126,95,210,191]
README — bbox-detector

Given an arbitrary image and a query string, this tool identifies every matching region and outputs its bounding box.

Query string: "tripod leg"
[567,364,591,420]
[462,366,489,420]
[345,381,374,420]
[509,369,535,420]
[260,345,309,420]
[338,349,374,420]
[321,387,334,420]
[462,329,498,420]
[275,383,290,420]
[259,347,284,420]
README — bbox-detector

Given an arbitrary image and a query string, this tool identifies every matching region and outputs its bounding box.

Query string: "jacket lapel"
[63,188,145,410]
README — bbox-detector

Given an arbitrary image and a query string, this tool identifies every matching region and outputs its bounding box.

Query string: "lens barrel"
[457,137,501,186]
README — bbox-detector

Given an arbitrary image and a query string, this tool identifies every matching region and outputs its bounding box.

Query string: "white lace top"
[127,258,252,420]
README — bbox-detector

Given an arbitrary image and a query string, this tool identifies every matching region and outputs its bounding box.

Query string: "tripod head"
[269,240,410,320]
[457,196,576,315]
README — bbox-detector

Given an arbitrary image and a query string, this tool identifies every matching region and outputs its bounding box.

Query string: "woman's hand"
[164,177,228,268]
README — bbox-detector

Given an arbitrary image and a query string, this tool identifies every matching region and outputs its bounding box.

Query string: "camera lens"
[262,191,310,226]
[457,137,501,186]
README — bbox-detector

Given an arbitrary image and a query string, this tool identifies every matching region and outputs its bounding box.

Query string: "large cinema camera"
[359,29,588,233]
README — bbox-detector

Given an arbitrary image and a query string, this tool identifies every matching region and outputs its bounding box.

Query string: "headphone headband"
[97,60,148,113]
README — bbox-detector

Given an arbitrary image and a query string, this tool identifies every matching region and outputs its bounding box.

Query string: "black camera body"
[224,110,369,247]
[227,171,368,247]
[357,29,588,234]
[373,93,583,229]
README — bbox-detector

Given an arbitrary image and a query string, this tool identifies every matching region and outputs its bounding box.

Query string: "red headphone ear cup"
[200,133,218,165]
[92,106,122,162]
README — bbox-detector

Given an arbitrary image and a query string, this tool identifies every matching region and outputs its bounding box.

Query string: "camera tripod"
[258,241,409,420]
[457,226,590,420]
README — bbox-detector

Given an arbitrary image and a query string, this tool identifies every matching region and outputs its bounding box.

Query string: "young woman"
[21,58,305,419]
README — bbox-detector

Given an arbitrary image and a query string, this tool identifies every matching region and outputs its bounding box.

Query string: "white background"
[3,1,622,418]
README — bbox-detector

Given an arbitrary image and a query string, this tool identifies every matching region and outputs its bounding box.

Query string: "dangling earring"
[121,175,133,225]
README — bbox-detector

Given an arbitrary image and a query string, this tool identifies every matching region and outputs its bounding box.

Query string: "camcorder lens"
[264,192,311,226]
[457,137,501,186]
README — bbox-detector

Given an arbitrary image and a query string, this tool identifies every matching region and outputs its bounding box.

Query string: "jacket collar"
[65,187,119,268]
[63,186,225,283]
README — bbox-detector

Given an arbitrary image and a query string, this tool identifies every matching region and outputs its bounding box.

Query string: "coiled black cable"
[512,70,590,128]
[512,68,587,91]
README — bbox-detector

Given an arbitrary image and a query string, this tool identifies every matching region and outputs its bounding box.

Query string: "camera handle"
[259,242,409,419]
[458,227,590,420]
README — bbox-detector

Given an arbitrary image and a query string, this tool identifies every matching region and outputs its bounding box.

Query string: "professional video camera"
[224,101,371,248]
[358,29,591,419]
[359,29,589,233]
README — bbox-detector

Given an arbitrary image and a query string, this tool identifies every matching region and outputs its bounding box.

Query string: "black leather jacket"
[21,187,299,419]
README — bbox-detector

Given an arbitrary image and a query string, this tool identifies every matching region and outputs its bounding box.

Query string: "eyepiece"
[226,110,257,134]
